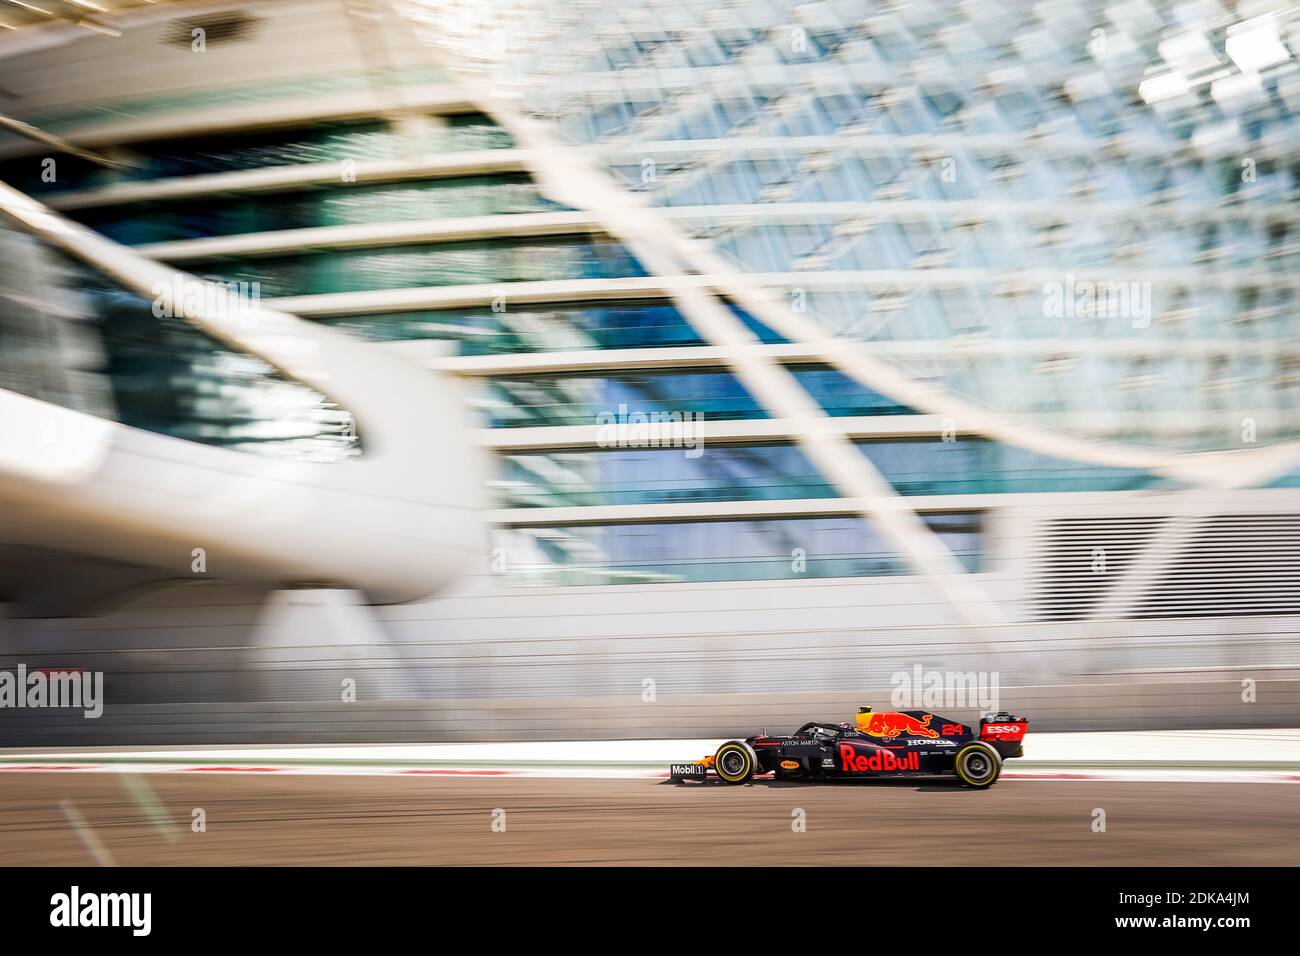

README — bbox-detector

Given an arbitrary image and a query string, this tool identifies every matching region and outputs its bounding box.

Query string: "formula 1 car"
[669,707,1027,788]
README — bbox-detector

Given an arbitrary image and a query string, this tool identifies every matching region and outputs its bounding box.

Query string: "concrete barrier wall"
[2,678,1296,747]
[4,569,1298,747]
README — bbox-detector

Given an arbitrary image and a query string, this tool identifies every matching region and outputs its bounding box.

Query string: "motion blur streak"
[2,775,1295,866]
[0,3,1296,769]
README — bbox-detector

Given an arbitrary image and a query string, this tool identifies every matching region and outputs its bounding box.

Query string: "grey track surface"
[2,774,1295,866]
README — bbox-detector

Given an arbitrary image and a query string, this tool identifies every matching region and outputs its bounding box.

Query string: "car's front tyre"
[713,741,758,784]
[953,742,1002,788]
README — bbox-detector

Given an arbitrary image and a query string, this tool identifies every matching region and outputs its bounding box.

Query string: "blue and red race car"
[670,707,1028,788]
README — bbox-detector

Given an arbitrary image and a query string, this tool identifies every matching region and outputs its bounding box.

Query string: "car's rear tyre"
[954,742,1002,788]
[714,741,757,785]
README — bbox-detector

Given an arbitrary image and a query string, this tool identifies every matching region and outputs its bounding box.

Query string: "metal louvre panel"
[1136,514,1300,619]
[1032,516,1167,621]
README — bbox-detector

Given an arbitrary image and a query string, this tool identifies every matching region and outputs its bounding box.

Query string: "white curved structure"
[0,182,488,604]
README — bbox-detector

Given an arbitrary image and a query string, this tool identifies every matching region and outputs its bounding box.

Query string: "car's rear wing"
[979,712,1028,758]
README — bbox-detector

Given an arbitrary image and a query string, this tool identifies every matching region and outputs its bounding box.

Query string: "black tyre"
[954,742,1002,788]
[713,741,757,785]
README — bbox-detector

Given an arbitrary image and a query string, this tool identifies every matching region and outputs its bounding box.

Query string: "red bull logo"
[856,711,940,739]
[839,744,920,772]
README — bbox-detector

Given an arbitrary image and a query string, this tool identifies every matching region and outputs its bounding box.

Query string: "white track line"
[5,731,1297,783]
[9,729,1299,766]
[0,761,1295,784]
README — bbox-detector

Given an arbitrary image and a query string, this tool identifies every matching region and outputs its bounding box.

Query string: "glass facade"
[317,299,785,353]
[187,237,646,298]
[857,439,1165,496]
[478,365,912,428]
[11,65,453,134]
[497,444,834,507]
[0,229,358,462]
[72,174,562,245]
[496,513,982,586]
[500,0,1300,454]
[5,113,510,195]
[31,0,1296,590]
[495,438,1166,508]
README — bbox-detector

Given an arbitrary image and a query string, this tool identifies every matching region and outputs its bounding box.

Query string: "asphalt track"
[1,773,1296,866]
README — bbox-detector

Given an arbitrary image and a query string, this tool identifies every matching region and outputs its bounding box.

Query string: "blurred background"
[0,0,1297,746]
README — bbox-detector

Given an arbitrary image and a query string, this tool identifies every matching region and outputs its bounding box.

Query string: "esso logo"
[985,724,1022,735]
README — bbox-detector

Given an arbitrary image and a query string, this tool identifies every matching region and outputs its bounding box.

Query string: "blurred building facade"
[0,0,1297,742]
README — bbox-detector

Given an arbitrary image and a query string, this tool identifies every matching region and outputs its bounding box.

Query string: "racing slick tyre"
[713,741,758,785]
[953,742,1002,788]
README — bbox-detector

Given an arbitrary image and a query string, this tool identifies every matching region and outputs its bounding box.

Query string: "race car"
[669,707,1027,788]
